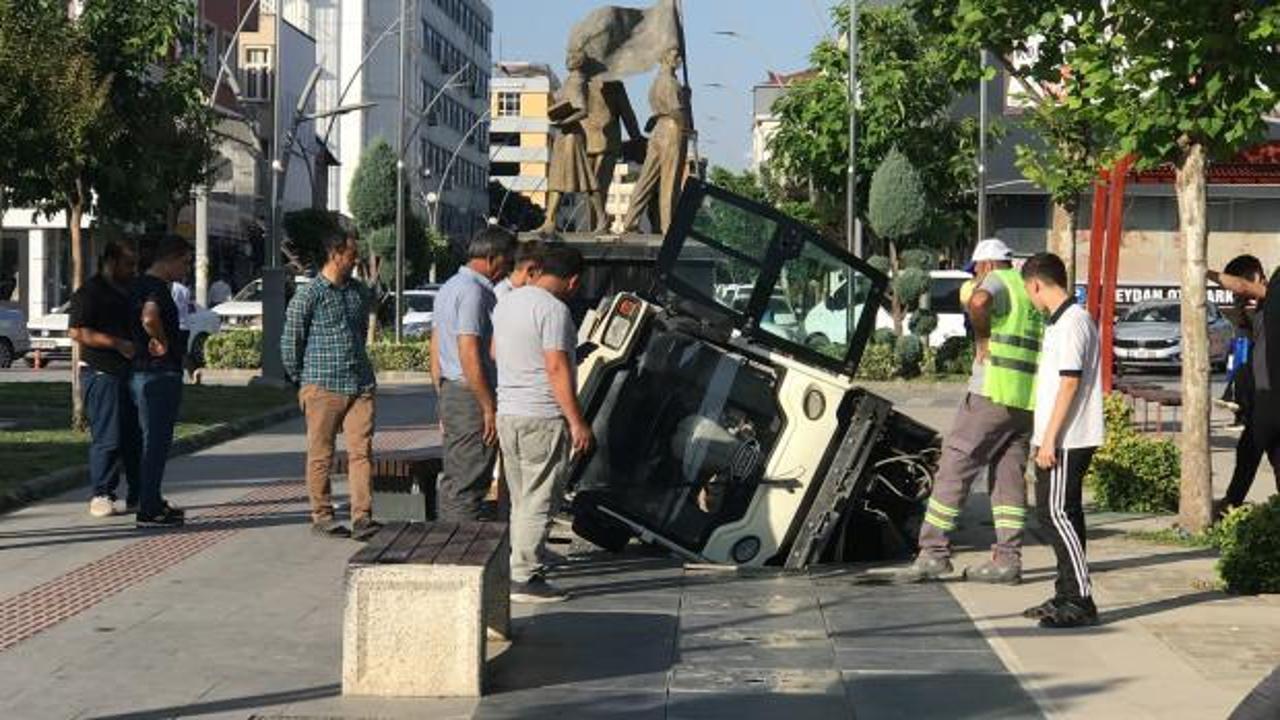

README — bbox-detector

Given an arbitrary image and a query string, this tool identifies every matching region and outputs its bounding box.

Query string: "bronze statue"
[622,49,690,234]
[584,78,643,233]
[539,50,606,235]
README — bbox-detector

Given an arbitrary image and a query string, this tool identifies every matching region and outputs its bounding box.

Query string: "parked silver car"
[0,305,31,368]
[1113,300,1233,371]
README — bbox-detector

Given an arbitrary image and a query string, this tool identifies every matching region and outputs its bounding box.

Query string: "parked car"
[26,299,221,368]
[805,270,972,349]
[396,288,438,339]
[1113,300,1233,372]
[0,305,31,368]
[570,179,938,568]
[212,275,310,329]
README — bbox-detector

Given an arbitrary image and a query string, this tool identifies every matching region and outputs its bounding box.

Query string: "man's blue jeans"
[129,370,183,518]
[82,368,140,502]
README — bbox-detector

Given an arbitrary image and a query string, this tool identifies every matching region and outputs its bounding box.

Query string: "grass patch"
[1124,527,1220,549]
[0,382,293,493]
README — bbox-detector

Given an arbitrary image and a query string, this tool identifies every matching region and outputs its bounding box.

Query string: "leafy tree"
[769,4,986,257]
[488,181,545,233]
[930,0,1280,531]
[0,0,215,427]
[283,208,343,272]
[348,138,398,233]
[868,148,932,335]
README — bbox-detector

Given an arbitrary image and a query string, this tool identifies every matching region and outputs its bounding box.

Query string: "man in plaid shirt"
[282,224,381,541]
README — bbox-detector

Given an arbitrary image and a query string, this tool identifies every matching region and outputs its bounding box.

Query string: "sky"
[490,0,832,170]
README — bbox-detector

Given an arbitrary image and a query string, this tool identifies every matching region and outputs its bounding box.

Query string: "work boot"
[893,555,953,584]
[1039,596,1099,628]
[962,560,1022,585]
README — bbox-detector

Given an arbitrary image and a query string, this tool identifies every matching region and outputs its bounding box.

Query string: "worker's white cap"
[970,238,1014,264]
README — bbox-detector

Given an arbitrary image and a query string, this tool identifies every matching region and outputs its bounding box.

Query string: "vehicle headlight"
[602,296,641,350]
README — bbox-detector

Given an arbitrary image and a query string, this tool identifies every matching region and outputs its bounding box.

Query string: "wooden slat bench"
[342,521,510,697]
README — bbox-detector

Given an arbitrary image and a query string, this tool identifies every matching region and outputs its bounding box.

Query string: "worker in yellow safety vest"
[897,238,1043,584]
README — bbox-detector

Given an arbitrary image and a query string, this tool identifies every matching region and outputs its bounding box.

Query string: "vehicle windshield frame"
[657,179,889,375]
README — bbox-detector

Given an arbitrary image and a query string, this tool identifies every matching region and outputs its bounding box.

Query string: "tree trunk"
[367,256,381,346]
[68,197,87,431]
[1174,143,1212,533]
[1051,198,1080,288]
[889,239,903,336]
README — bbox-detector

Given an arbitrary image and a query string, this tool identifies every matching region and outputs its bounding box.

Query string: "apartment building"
[489,62,560,209]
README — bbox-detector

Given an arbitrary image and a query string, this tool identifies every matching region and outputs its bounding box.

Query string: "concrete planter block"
[342,522,509,698]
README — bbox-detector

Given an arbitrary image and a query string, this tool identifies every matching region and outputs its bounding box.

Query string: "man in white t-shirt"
[1020,253,1104,628]
[493,245,594,604]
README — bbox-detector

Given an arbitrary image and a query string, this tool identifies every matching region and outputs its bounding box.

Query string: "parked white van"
[803,269,972,349]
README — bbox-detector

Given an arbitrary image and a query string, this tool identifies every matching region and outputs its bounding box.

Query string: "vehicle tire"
[805,333,830,349]
[189,333,209,368]
[0,339,12,368]
[571,492,633,553]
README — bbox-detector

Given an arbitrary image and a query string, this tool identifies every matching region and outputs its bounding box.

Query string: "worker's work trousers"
[299,385,374,523]
[918,393,1032,565]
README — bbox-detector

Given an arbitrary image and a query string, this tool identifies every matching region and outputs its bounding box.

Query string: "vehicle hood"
[28,313,69,331]
[403,311,433,324]
[1115,322,1179,341]
[212,301,262,317]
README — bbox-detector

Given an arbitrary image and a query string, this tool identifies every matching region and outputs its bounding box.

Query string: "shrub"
[894,334,924,378]
[204,329,262,369]
[368,341,430,372]
[1086,394,1180,513]
[868,255,891,276]
[899,248,938,272]
[872,328,897,346]
[856,341,899,381]
[1216,497,1280,594]
[892,267,930,308]
[909,307,938,338]
[935,336,974,375]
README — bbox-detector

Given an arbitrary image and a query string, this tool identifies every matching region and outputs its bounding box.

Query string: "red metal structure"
[1086,155,1135,394]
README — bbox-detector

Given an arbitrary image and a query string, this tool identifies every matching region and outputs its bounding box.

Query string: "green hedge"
[368,342,430,372]
[204,329,429,373]
[1086,394,1181,513]
[1216,496,1280,594]
[204,329,263,370]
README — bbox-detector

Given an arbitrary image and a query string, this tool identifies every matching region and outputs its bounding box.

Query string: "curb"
[0,403,301,516]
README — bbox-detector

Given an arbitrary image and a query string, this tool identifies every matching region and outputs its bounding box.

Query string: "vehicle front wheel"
[0,339,13,368]
[189,333,209,368]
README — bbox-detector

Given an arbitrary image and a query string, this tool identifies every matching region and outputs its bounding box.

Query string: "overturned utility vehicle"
[568,180,939,568]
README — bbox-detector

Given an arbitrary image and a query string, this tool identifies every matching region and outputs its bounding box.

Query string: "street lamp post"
[394,0,408,341]
[847,0,862,257]
[977,49,989,241]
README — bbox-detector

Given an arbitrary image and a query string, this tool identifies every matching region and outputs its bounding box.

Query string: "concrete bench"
[342,521,510,697]
[333,448,441,522]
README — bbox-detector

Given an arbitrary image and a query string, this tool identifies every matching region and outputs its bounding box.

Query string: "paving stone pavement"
[0,382,1275,718]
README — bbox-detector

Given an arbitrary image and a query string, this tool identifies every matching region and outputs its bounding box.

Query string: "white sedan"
[26,301,221,368]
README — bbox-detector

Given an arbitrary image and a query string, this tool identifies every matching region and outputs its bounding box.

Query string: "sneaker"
[351,518,384,542]
[893,555,954,584]
[511,576,569,604]
[1022,597,1062,620]
[963,560,1022,585]
[89,496,116,518]
[311,519,352,539]
[161,499,185,517]
[1039,597,1099,628]
[136,507,185,529]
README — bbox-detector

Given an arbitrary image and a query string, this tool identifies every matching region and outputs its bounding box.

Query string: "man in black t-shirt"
[69,241,140,518]
[129,236,192,529]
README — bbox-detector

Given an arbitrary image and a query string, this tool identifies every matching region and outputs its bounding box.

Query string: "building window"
[243,47,273,101]
[496,92,520,117]
[219,31,236,76]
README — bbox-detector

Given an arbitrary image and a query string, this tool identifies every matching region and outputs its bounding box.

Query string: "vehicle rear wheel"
[0,339,13,368]
[570,492,633,553]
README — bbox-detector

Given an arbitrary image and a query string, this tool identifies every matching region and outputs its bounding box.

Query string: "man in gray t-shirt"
[493,245,594,603]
